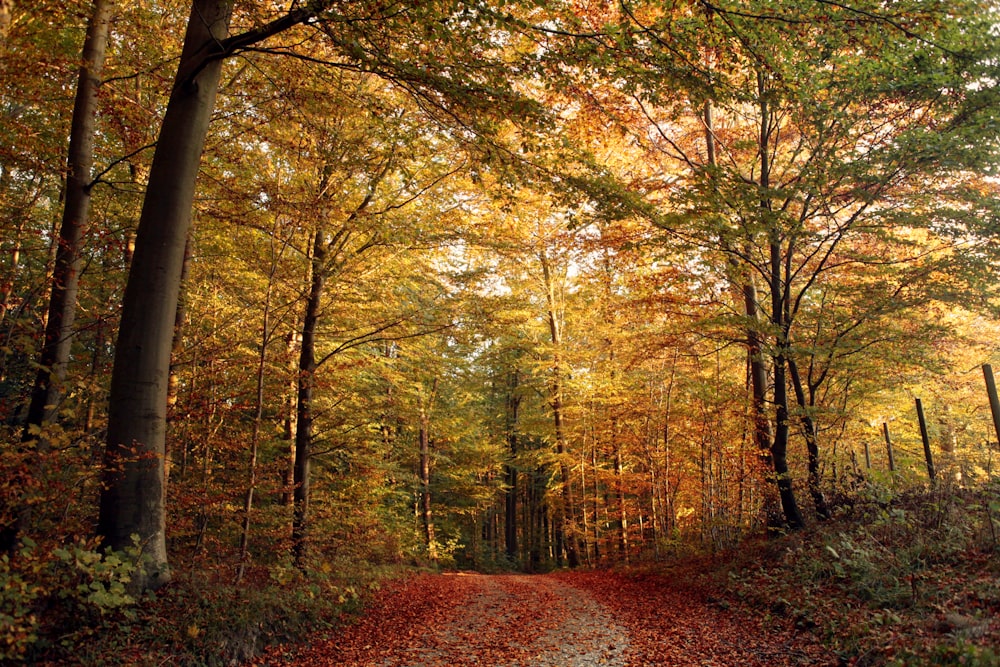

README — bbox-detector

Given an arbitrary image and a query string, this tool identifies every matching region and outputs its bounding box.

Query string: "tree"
[290,157,393,568]
[503,368,522,562]
[554,0,1000,528]
[23,0,113,441]
[96,0,548,588]
[0,0,115,554]
[98,0,240,588]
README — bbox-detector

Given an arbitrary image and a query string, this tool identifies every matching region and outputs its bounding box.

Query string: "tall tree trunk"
[759,73,804,530]
[769,307,804,528]
[787,357,830,519]
[24,0,113,441]
[419,378,438,560]
[166,237,193,419]
[98,0,233,590]
[528,468,545,571]
[419,420,434,556]
[742,281,779,498]
[745,283,786,531]
[705,99,782,531]
[613,436,629,563]
[539,251,580,568]
[583,438,601,564]
[292,229,324,569]
[97,0,315,590]
[289,161,383,567]
[504,370,520,562]
[236,252,277,583]
[578,441,592,566]
[282,330,300,507]
[164,235,192,483]
[0,196,25,334]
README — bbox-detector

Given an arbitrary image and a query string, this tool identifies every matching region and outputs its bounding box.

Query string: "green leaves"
[53,537,140,612]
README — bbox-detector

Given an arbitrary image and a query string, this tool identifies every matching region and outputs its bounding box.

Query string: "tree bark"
[787,356,831,519]
[769,241,805,530]
[164,235,192,484]
[98,0,233,590]
[504,370,520,562]
[236,252,277,582]
[539,250,580,567]
[771,290,805,528]
[760,72,804,530]
[613,436,629,563]
[292,229,324,569]
[165,236,193,420]
[24,0,113,441]
[277,331,298,505]
[0,212,23,335]
[705,98,782,531]
[528,468,545,571]
[590,438,601,564]
[419,378,439,560]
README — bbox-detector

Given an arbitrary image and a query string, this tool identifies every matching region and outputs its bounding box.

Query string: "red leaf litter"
[262,570,835,666]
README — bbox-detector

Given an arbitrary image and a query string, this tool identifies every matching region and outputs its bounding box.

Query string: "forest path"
[267,570,834,666]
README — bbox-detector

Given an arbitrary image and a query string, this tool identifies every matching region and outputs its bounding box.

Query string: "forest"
[1,0,999,664]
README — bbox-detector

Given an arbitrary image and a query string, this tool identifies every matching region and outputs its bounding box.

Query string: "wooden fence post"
[915,398,936,482]
[882,422,896,473]
[863,441,872,469]
[983,364,1000,449]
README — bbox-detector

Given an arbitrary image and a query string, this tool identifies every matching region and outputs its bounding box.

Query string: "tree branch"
[86,142,158,192]
[182,7,315,88]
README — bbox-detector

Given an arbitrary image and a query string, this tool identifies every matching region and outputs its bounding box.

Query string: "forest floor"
[262,568,835,667]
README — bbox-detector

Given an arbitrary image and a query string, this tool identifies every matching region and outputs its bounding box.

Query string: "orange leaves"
[556,570,836,667]
[267,570,834,666]
[266,572,479,666]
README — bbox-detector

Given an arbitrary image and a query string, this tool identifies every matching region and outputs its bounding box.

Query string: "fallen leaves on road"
[555,570,836,666]
[263,569,835,666]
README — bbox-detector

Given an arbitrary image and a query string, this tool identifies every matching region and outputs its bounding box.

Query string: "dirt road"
[267,571,834,666]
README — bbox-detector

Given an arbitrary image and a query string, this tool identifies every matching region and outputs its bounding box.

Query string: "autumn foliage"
[1,0,999,664]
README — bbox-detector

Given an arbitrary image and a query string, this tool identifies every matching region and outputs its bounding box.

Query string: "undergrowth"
[7,476,999,665]
[718,481,1000,666]
[1,544,396,665]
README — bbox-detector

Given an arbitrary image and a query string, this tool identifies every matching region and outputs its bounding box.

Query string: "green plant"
[889,640,1000,667]
[52,536,141,613]
[0,539,43,661]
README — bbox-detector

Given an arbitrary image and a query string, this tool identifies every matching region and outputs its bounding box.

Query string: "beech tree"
[98,0,234,589]
[96,0,549,587]
[0,0,114,553]
[23,0,113,441]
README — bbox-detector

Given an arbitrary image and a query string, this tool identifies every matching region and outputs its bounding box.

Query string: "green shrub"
[890,640,1000,667]
[0,540,43,662]
[0,535,148,662]
[52,536,140,612]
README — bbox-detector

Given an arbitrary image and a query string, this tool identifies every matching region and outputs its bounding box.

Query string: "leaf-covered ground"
[263,570,834,666]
